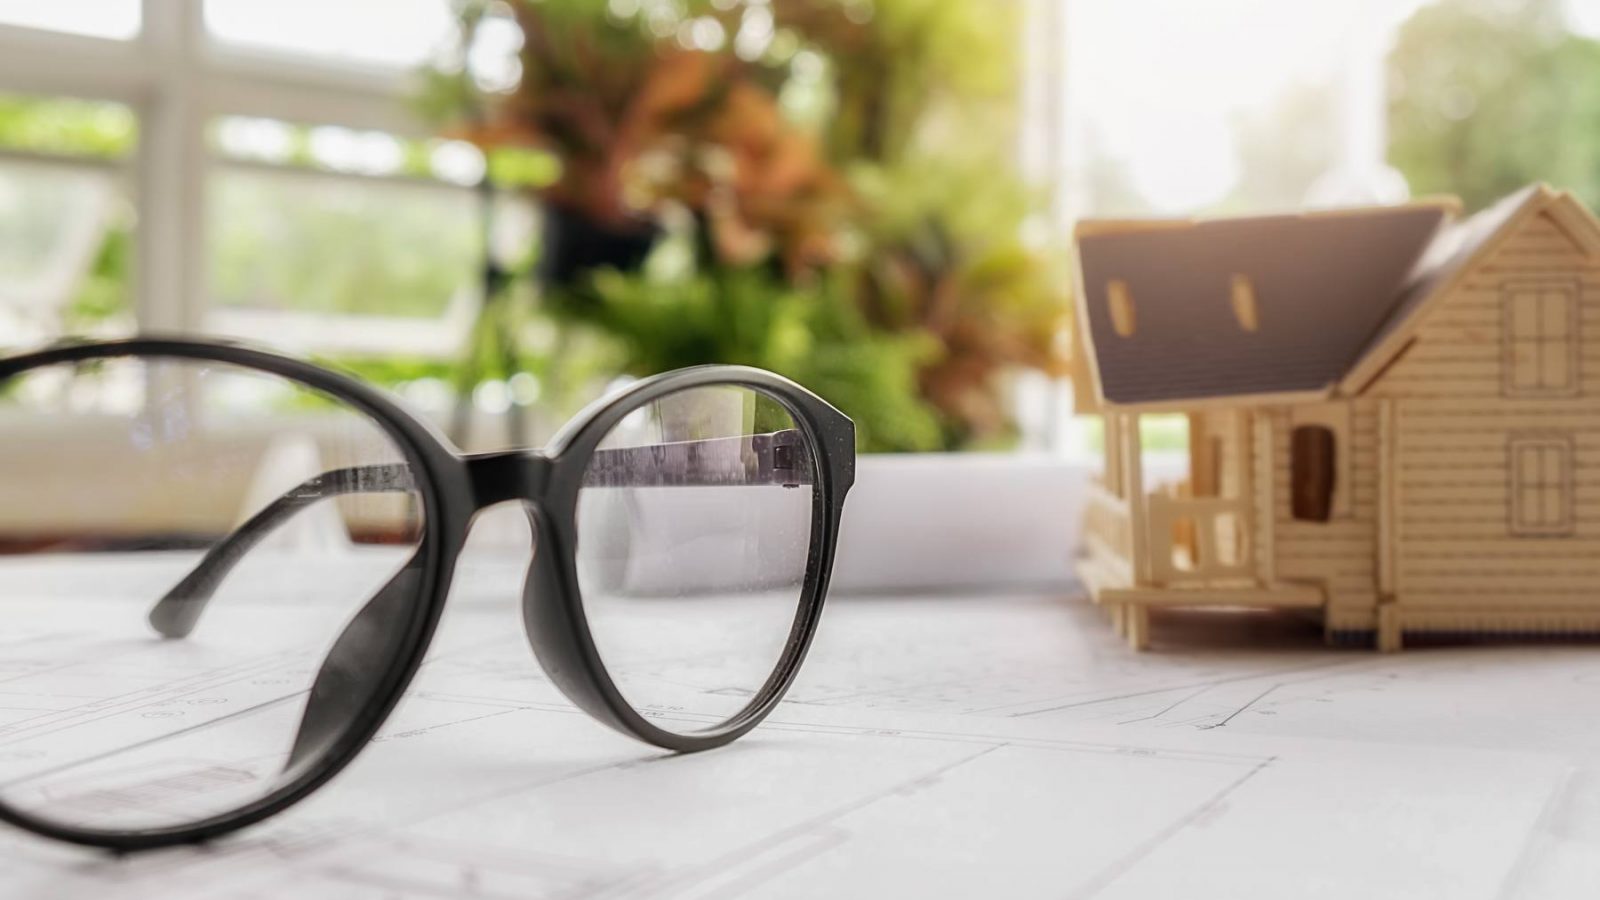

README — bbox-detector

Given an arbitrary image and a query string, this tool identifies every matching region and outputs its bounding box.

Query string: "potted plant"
[423,0,1084,590]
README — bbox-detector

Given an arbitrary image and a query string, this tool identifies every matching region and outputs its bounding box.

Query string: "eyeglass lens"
[575,384,817,735]
[0,356,426,833]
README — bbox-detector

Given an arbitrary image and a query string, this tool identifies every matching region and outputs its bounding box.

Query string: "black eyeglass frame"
[0,337,855,852]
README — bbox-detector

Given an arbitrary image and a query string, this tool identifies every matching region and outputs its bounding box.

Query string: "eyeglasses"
[0,338,854,850]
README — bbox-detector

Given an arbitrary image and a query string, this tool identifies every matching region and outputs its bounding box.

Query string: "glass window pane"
[207,165,484,352]
[0,93,135,159]
[0,95,135,349]
[0,0,139,40]
[1065,1,1426,215]
[204,0,453,68]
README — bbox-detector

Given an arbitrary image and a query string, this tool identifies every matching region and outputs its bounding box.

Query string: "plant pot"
[536,203,660,289]
[830,453,1088,594]
[463,452,1090,598]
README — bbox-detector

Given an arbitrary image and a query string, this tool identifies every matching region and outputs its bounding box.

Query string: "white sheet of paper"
[0,551,1592,899]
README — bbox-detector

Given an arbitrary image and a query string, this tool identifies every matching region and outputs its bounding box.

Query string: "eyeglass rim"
[0,337,459,851]
[527,366,854,751]
[0,336,855,851]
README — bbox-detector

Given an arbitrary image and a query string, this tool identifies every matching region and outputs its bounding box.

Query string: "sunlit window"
[0,94,135,349]
[201,110,529,355]
[208,168,480,322]
[1065,0,1430,216]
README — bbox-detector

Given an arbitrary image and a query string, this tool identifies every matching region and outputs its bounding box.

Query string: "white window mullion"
[134,0,207,334]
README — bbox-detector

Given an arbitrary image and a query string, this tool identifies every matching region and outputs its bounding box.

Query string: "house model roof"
[1073,185,1546,408]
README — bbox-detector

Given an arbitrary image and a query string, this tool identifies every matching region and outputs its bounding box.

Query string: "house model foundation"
[1072,184,1599,652]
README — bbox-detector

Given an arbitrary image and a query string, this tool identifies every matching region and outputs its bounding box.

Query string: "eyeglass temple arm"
[579,428,811,489]
[146,465,416,639]
[147,429,810,639]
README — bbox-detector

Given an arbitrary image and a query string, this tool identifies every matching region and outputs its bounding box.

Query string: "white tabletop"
[0,554,1594,899]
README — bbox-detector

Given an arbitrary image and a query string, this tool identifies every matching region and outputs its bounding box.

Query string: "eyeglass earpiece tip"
[146,590,204,639]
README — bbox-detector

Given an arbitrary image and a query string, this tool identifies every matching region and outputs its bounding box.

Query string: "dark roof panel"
[1354,185,1543,371]
[1076,205,1451,405]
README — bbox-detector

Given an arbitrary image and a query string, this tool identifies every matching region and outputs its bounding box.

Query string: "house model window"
[1230,274,1260,332]
[1510,436,1574,536]
[1503,283,1579,396]
[1107,279,1137,337]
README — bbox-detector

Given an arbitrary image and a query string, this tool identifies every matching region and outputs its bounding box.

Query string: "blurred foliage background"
[7,0,1595,452]
[424,0,1071,452]
[1388,0,1600,212]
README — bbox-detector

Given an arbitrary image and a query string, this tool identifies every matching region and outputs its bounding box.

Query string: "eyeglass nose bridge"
[464,449,553,510]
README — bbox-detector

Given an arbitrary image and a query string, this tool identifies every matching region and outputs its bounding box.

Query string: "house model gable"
[1340,185,1585,393]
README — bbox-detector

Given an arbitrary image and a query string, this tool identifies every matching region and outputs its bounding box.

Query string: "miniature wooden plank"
[1378,398,1398,597]
[1100,582,1325,609]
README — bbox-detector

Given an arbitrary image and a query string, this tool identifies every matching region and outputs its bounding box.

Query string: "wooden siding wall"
[1364,205,1600,628]
[1266,402,1383,631]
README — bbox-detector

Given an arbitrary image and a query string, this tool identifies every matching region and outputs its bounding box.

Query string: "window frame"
[1507,433,1575,538]
[0,0,475,350]
[1502,280,1581,399]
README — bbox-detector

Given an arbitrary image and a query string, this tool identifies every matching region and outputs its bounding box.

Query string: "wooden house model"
[1071,184,1600,651]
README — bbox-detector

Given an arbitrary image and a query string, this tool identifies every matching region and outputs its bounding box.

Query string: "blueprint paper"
[0,554,1591,898]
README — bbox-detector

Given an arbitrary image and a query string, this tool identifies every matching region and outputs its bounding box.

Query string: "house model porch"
[1072,184,1600,651]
